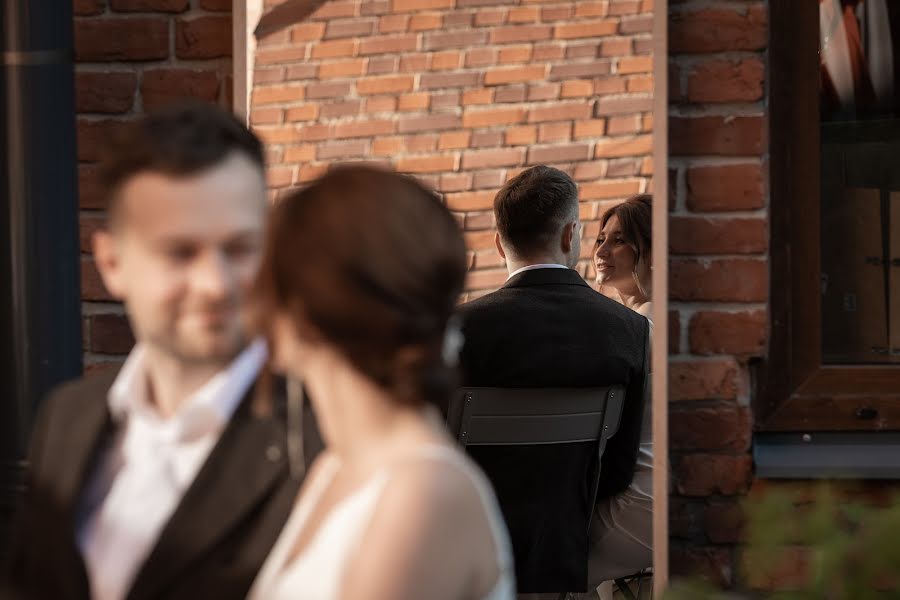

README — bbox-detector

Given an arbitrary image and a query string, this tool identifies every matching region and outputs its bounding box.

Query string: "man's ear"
[494,231,507,260]
[560,221,577,254]
[92,229,126,300]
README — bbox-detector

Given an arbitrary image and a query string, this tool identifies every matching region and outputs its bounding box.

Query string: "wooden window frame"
[762,1,900,432]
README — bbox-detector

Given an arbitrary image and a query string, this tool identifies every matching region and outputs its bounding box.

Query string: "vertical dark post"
[0,1,82,547]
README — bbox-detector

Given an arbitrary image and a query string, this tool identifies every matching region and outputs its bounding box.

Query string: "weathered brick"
[670,258,767,302]
[356,75,414,95]
[687,58,765,103]
[554,19,617,39]
[305,81,352,99]
[175,15,231,59]
[461,148,525,170]
[363,95,398,113]
[311,39,358,59]
[76,72,136,114]
[675,454,753,497]
[332,119,395,139]
[574,119,606,138]
[538,122,572,143]
[319,59,366,79]
[438,131,472,150]
[670,216,767,255]
[670,6,767,53]
[490,25,552,44]
[463,108,526,128]
[420,72,481,90]
[317,139,369,160]
[528,103,592,123]
[445,191,496,211]
[324,17,376,39]
[484,65,546,86]
[141,69,220,110]
[671,405,751,451]
[398,113,461,133]
[548,61,611,81]
[359,34,418,55]
[689,310,767,356]
[391,0,453,11]
[669,358,739,401]
[367,56,398,75]
[398,92,431,111]
[527,143,590,165]
[75,18,169,61]
[409,13,442,31]
[593,134,652,157]
[424,30,488,50]
[580,179,642,199]
[110,0,188,11]
[686,163,765,211]
[397,154,457,173]
[494,85,526,103]
[90,313,135,354]
[439,172,473,192]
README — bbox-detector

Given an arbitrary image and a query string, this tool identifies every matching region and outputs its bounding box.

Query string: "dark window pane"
[820,1,900,364]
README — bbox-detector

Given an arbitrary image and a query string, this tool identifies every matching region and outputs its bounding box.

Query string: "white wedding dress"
[249,445,515,600]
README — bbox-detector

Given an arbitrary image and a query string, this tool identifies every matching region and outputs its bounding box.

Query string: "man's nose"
[193,250,232,300]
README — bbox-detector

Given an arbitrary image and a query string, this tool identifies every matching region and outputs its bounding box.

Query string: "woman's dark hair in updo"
[255,164,468,407]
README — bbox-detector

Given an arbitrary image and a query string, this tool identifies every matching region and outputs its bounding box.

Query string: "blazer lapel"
[55,374,117,518]
[126,390,289,600]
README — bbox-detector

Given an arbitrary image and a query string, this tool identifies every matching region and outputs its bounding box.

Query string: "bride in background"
[588,195,653,598]
[248,165,514,600]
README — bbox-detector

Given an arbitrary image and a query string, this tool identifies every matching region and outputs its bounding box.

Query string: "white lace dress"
[249,445,515,600]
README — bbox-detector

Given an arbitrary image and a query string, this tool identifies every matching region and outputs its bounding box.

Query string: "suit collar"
[503,266,590,289]
[59,371,119,519]
[126,380,289,600]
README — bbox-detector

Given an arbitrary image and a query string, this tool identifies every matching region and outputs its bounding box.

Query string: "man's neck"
[505,256,567,276]
[141,346,232,419]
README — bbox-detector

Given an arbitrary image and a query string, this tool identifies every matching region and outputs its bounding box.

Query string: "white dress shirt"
[76,339,267,600]
[507,263,570,280]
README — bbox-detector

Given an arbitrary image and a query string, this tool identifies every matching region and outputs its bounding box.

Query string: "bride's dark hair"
[254,164,467,407]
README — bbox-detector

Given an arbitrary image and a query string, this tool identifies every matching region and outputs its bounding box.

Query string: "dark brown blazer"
[3,367,322,600]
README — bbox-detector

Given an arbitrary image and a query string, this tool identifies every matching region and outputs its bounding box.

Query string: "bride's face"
[594,215,638,288]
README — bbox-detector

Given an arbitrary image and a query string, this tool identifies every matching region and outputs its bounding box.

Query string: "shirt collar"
[506,263,570,280]
[108,338,268,442]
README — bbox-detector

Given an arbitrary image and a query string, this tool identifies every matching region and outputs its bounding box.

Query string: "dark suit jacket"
[458,267,649,593]
[3,367,322,600]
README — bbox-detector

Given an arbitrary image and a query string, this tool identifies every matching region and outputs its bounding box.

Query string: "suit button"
[266,445,282,462]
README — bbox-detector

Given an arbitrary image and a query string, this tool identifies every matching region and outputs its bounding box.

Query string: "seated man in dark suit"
[3,102,321,600]
[457,166,650,596]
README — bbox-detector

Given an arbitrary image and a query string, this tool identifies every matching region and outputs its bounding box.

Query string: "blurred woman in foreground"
[249,165,514,600]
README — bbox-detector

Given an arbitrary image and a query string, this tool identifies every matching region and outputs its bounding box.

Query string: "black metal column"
[1,1,82,547]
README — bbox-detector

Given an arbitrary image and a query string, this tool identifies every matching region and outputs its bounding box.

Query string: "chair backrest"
[445,385,627,593]
[449,386,626,450]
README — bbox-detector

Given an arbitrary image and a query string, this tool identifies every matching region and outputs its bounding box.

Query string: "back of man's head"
[494,165,579,261]
[99,101,265,225]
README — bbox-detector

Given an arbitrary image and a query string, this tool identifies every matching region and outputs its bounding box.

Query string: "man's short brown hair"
[98,101,265,223]
[493,165,579,257]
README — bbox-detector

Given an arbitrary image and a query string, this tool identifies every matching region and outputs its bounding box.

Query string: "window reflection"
[819,0,900,363]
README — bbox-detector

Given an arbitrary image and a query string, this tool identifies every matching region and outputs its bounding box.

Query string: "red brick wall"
[667,0,767,587]
[250,0,654,297]
[74,0,232,368]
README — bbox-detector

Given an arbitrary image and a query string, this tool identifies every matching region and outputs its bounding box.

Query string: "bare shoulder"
[379,448,485,520]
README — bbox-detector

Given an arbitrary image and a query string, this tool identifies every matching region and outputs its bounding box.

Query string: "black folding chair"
[447,386,626,600]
